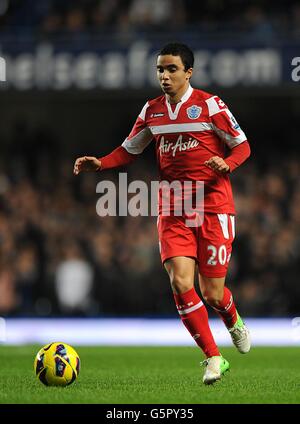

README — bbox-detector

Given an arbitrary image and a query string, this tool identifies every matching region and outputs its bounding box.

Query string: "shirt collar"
[166,84,193,105]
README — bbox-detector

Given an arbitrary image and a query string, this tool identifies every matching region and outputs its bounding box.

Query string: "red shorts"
[157,213,235,278]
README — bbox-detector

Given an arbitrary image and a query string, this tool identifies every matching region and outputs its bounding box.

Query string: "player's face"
[156,55,193,99]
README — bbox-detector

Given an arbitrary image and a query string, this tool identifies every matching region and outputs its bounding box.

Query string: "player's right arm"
[73,102,152,175]
[73,156,101,174]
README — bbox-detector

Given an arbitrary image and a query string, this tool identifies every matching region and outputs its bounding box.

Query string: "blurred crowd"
[0,123,299,318]
[0,0,300,40]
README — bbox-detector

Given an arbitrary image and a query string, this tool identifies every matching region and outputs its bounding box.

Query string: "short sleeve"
[122,102,153,154]
[205,96,247,148]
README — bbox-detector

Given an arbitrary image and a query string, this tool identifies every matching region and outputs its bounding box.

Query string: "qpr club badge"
[187,105,202,119]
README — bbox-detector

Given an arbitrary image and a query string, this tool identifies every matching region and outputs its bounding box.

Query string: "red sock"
[213,286,237,328]
[174,287,220,358]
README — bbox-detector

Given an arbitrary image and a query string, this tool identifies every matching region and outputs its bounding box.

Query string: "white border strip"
[178,301,203,315]
[150,122,212,135]
[1,318,300,346]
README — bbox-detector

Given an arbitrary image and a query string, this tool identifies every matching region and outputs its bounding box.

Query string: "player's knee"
[202,289,223,307]
[170,275,193,294]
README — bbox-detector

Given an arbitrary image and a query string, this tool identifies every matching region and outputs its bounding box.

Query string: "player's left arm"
[204,96,251,173]
[205,142,251,173]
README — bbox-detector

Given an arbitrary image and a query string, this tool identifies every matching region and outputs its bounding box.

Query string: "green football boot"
[201,356,230,385]
[229,313,251,354]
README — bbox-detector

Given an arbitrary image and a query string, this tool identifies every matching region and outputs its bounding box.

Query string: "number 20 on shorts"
[207,245,230,266]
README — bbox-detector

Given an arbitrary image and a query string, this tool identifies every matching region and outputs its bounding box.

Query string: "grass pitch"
[0,346,299,404]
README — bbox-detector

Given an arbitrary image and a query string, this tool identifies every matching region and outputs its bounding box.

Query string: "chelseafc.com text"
[291,57,300,82]
[106,408,194,421]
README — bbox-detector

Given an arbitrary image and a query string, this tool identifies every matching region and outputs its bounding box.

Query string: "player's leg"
[197,213,250,354]
[164,256,225,382]
[158,215,226,384]
[199,274,251,354]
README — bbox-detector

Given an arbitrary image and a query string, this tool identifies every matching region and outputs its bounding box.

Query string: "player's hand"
[204,156,230,173]
[73,156,101,175]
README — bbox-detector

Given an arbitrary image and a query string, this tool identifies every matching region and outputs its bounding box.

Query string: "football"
[34,342,80,386]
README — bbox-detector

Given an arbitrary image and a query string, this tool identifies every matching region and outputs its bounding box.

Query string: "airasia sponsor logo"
[159,135,199,157]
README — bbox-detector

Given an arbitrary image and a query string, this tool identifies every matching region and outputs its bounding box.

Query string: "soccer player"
[73,43,251,385]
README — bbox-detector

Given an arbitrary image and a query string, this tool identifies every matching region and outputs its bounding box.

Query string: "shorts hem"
[161,254,198,265]
[198,270,227,278]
